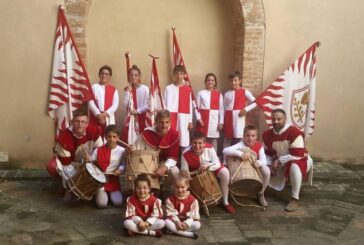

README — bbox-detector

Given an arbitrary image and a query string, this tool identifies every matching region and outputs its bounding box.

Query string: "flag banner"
[146,56,165,126]
[48,7,94,134]
[255,42,319,139]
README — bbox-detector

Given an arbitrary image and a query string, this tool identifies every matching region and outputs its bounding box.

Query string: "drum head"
[85,163,106,183]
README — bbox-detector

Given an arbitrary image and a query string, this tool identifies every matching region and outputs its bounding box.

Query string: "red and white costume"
[165,192,201,237]
[262,124,313,199]
[124,193,165,231]
[133,126,180,172]
[55,125,103,187]
[195,89,224,138]
[91,145,125,192]
[122,84,149,134]
[89,83,119,129]
[165,83,198,147]
[223,88,256,139]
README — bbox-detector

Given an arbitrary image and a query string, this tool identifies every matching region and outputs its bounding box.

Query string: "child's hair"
[129,64,141,75]
[173,65,186,74]
[174,174,190,187]
[99,65,112,76]
[72,109,88,118]
[204,73,217,88]
[134,173,151,188]
[191,131,206,142]
[105,125,120,137]
[155,109,170,123]
[228,71,242,80]
[244,124,258,135]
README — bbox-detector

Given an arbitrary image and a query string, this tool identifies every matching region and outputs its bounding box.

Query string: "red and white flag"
[122,52,139,144]
[48,7,94,134]
[255,42,319,139]
[146,55,165,126]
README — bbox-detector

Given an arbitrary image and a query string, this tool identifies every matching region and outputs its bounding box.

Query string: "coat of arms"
[290,85,309,129]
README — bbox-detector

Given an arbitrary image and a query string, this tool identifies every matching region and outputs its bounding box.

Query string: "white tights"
[95,190,122,208]
[290,164,303,200]
[259,165,271,194]
[216,167,230,205]
[165,219,200,238]
[123,218,165,236]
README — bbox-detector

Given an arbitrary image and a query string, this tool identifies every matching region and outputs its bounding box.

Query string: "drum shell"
[126,150,160,190]
[227,156,262,197]
[189,170,222,207]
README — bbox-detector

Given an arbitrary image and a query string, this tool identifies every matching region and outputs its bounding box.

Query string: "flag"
[255,42,319,139]
[48,7,94,134]
[172,28,199,111]
[146,55,165,126]
[121,52,139,144]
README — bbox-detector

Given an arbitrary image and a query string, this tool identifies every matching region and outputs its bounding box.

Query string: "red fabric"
[233,89,246,110]
[178,86,191,114]
[128,193,161,221]
[262,126,307,178]
[46,156,60,178]
[183,149,201,171]
[196,109,209,135]
[223,111,234,139]
[141,128,180,162]
[96,145,120,192]
[249,142,263,156]
[169,112,178,130]
[167,194,196,221]
[56,125,101,165]
[210,90,220,110]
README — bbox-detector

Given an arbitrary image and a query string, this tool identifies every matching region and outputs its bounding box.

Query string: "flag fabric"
[48,8,94,134]
[255,42,319,139]
[122,52,139,144]
[146,56,165,126]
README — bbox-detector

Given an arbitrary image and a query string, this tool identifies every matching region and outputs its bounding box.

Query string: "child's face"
[106,131,119,148]
[129,69,141,86]
[72,115,88,136]
[173,71,185,84]
[155,117,170,135]
[230,76,241,90]
[191,138,205,155]
[99,69,111,84]
[243,130,258,147]
[174,179,189,198]
[135,181,150,200]
[205,75,216,90]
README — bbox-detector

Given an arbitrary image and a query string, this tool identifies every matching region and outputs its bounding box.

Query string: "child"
[196,73,224,152]
[223,125,271,207]
[123,174,164,238]
[165,175,200,239]
[121,65,149,144]
[91,125,125,208]
[165,65,201,150]
[223,71,256,148]
[181,131,236,214]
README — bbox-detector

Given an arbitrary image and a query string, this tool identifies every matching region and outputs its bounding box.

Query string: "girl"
[121,65,149,144]
[123,174,164,237]
[165,175,200,239]
[223,71,256,148]
[91,125,125,208]
[196,73,224,152]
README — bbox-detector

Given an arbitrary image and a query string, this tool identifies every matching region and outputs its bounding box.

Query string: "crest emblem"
[290,85,309,129]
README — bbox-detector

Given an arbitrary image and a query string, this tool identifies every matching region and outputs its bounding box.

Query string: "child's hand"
[241,153,249,161]
[197,119,204,127]
[199,163,210,171]
[83,153,91,163]
[114,169,122,176]
[175,221,184,230]
[188,122,193,130]
[137,221,149,231]
[238,109,246,117]
[180,222,189,231]
[130,109,138,115]
[217,123,224,131]
[154,165,168,177]
[180,169,190,179]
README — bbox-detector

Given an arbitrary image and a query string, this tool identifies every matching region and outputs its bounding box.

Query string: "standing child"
[196,73,224,152]
[223,125,271,207]
[165,175,200,239]
[91,125,125,208]
[123,174,164,238]
[223,71,256,148]
[165,65,201,150]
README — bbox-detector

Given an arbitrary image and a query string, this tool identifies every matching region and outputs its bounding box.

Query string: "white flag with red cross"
[255,42,319,139]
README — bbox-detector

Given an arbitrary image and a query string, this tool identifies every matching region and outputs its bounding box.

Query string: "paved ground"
[0,162,363,245]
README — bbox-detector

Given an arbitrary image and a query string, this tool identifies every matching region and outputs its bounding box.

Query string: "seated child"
[181,131,236,214]
[123,173,164,238]
[223,124,271,207]
[91,125,125,208]
[165,174,200,239]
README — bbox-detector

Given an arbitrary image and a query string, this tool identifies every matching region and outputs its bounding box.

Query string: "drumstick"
[117,139,132,148]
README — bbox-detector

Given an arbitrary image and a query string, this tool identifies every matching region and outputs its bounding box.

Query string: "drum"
[126,150,160,190]
[189,170,223,209]
[67,163,106,200]
[226,151,263,198]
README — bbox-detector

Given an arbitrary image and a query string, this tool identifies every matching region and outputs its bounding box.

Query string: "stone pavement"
[0,162,363,244]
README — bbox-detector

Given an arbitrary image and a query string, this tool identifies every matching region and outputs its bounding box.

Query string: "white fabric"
[181,146,221,172]
[165,193,200,226]
[196,89,224,138]
[95,190,123,208]
[259,165,271,193]
[122,84,149,114]
[216,167,230,205]
[123,219,165,235]
[165,219,200,238]
[90,146,125,172]
[222,141,267,167]
[89,83,119,125]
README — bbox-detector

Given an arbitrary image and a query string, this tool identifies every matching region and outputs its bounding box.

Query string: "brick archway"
[64,0,265,95]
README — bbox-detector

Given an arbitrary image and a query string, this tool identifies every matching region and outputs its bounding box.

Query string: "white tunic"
[122,84,149,114]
